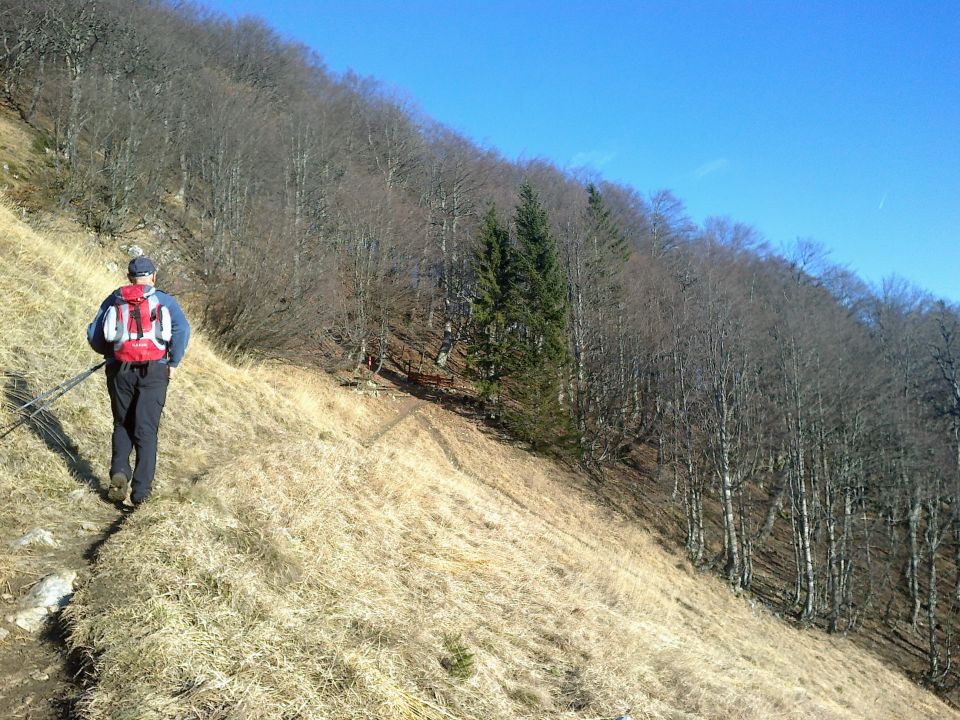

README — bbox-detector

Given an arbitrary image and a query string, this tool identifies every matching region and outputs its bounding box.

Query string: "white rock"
[105,261,119,274]
[79,521,98,532]
[127,244,144,258]
[13,607,49,632]
[21,571,76,610]
[0,627,9,642]
[9,528,57,549]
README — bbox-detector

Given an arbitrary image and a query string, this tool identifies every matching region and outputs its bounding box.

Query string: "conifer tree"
[584,184,628,291]
[506,182,574,449]
[468,204,514,407]
[513,182,570,368]
[569,184,630,458]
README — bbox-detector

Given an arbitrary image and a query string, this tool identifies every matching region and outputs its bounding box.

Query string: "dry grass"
[0,193,355,585]
[0,202,113,592]
[0,184,955,719]
[0,105,50,191]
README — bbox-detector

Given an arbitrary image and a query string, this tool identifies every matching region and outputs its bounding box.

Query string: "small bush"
[440,633,475,680]
[30,133,51,155]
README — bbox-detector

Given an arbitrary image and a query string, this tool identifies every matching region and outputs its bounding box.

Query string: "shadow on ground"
[83,514,128,563]
[3,372,108,502]
[2,371,131,720]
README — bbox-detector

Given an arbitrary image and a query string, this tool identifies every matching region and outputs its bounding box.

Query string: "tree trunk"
[794,436,816,619]
[717,395,741,585]
[435,318,455,368]
[825,478,840,632]
[925,500,943,683]
[907,484,922,629]
[25,51,45,123]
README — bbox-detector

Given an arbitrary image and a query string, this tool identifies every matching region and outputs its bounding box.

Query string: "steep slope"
[0,197,375,717]
[0,201,953,719]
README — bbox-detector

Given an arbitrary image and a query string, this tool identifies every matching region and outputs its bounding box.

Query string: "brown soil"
[0,498,120,720]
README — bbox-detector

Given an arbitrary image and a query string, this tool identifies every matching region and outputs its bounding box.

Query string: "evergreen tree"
[506,182,575,450]
[468,184,575,451]
[569,184,630,458]
[468,204,515,407]
[584,183,629,291]
[513,182,570,368]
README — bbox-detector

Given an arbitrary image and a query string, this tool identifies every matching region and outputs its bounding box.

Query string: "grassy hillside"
[0,202,954,720]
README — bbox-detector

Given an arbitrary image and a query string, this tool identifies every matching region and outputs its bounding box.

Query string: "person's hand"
[167,365,176,380]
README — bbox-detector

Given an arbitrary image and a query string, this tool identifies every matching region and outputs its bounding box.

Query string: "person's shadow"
[4,372,109,501]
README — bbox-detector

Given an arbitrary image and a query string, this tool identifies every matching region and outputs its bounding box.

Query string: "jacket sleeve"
[163,294,191,367]
[87,296,113,356]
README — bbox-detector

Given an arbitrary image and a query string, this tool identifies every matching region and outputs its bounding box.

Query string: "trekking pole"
[7,366,97,414]
[0,361,106,441]
[0,361,105,438]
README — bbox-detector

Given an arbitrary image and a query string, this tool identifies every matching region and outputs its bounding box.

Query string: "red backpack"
[102,285,171,362]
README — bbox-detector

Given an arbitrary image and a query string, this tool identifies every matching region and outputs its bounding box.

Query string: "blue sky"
[202,1,959,302]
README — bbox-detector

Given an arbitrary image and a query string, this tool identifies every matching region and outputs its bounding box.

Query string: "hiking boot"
[107,472,130,503]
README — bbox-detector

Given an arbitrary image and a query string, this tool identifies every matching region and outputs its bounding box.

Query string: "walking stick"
[0,361,106,441]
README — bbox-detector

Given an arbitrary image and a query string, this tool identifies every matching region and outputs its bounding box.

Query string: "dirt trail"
[0,370,414,720]
[0,393,423,719]
[363,396,423,447]
[415,413,463,471]
[0,378,126,720]
[0,499,120,719]
[412,409,641,567]
[365,397,465,474]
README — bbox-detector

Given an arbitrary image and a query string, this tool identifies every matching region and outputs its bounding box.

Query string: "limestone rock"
[12,606,49,633]
[22,570,76,610]
[8,570,77,633]
[9,528,57,549]
[127,244,144,258]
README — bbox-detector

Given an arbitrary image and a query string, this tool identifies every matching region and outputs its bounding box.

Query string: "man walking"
[87,257,190,506]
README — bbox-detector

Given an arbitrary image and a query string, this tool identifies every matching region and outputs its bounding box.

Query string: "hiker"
[87,257,191,506]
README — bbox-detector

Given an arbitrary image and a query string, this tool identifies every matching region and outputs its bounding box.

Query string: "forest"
[2,0,959,695]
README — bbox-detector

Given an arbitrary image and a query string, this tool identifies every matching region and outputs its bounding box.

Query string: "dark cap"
[127,256,157,277]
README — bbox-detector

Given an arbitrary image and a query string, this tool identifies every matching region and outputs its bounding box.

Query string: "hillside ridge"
[4,2,960,700]
[0,129,953,719]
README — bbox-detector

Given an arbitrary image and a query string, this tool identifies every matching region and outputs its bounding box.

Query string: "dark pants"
[106,361,168,503]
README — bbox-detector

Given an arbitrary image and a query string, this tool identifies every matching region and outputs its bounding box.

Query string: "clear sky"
[200,0,959,303]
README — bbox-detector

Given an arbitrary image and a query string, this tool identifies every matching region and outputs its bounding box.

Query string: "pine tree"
[468,204,514,407]
[506,182,574,450]
[584,184,629,291]
[570,184,630,458]
[513,181,570,368]
[468,185,575,451]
